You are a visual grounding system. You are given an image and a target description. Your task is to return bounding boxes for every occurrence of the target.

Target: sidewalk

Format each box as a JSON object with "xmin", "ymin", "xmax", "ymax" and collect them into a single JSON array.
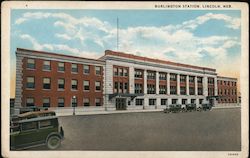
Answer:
[{"xmin": 56, "ymin": 105, "xmax": 241, "ymax": 117}]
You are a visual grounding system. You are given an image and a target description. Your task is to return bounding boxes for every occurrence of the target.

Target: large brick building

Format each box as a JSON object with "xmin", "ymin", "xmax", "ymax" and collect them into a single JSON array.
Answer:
[{"xmin": 15, "ymin": 48, "xmax": 238, "ymax": 112}]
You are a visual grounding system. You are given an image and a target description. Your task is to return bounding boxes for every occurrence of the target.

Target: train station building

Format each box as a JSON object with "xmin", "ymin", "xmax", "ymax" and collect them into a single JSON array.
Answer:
[{"xmin": 14, "ymin": 48, "xmax": 238, "ymax": 113}]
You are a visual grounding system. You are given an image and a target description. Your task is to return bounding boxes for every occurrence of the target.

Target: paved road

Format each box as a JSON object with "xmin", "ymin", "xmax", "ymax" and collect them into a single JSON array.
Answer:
[{"xmin": 32, "ymin": 108, "xmax": 241, "ymax": 151}]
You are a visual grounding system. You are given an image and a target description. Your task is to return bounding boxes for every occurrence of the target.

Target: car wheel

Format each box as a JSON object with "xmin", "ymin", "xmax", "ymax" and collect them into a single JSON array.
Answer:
[{"xmin": 47, "ymin": 135, "xmax": 61, "ymax": 150}]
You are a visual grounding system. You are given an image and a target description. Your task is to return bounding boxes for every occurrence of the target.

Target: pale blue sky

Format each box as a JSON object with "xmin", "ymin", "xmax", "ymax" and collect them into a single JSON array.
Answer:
[{"xmin": 10, "ymin": 9, "xmax": 241, "ymax": 96}]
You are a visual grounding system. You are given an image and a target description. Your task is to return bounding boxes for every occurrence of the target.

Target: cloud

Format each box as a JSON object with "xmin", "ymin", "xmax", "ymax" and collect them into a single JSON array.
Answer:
[
  {"xmin": 181, "ymin": 13, "xmax": 241, "ymax": 30},
  {"xmin": 55, "ymin": 33, "xmax": 72, "ymax": 40},
  {"xmin": 19, "ymin": 33, "xmax": 100, "ymax": 59},
  {"xmin": 16, "ymin": 11, "xmax": 240, "ymax": 68}
]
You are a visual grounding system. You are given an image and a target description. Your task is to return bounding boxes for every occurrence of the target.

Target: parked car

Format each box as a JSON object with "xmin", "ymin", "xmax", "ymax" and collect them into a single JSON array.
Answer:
[
  {"xmin": 201, "ymin": 103, "xmax": 213, "ymax": 111},
  {"xmin": 10, "ymin": 110, "xmax": 64, "ymax": 150},
  {"xmin": 184, "ymin": 103, "xmax": 197, "ymax": 112},
  {"xmin": 164, "ymin": 104, "xmax": 182, "ymax": 113}
]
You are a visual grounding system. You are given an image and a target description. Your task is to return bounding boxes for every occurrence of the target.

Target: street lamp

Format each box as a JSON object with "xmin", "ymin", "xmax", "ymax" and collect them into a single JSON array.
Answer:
[{"xmin": 72, "ymin": 96, "xmax": 76, "ymax": 115}]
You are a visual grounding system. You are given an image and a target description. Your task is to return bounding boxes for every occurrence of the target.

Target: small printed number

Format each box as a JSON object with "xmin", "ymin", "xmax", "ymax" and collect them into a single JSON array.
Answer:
[{"xmin": 228, "ymin": 153, "xmax": 238, "ymax": 156}]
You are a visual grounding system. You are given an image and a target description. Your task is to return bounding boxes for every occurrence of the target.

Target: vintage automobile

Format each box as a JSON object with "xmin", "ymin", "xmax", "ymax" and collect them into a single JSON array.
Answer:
[
  {"xmin": 10, "ymin": 110, "xmax": 64, "ymax": 150},
  {"xmin": 163, "ymin": 104, "xmax": 182, "ymax": 113},
  {"xmin": 184, "ymin": 103, "xmax": 197, "ymax": 112},
  {"xmin": 201, "ymin": 103, "xmax": 213, "ymax": 111}
]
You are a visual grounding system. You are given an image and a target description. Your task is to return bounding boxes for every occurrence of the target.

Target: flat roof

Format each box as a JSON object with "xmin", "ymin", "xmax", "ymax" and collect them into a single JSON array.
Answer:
[
  {"xmin": 16, "ymin": 48, "xmax": 105, "ymax": 63},
  {"xmin": 217, "ymin": 76, "xmax": 237, "ymax": 81},
  {"xmin": 105, "ymin": 50, "xmax": 216, "ymax": 72}
]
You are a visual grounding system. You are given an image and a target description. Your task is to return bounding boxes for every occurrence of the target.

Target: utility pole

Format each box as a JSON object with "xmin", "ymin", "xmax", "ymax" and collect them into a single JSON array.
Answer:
[{"xmin": 117, "ymin": 17, "xmax": 119, "ymax": 51}]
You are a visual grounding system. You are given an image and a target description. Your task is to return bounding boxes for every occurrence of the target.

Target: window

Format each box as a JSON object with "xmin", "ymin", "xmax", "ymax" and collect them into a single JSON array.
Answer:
[
  {"xmin": 119, "ymin": 82, "xmax": 123, "ymax": 93},
  {"xmin": 58, "ymin": 98, "xmax": 64, "ymax": 107},
  {"xmin": 95, "ymin": 98, "xmax": 101, "ymax": 106},
  {"xmin": 198, "ymin": 87, "xmax": 203, "ymax": 95},
  {"xmin": 161, "ymin": 99, "xmax": 168, "ymax": 105},
  {"xmin": 40, "ymin": 120, "xmax": 54, "ymax": 128},
  {"xmin": 43, "ymin": 78, "xmax": 51, "ymax": 89},
  {"xmin": 180, "ymin": 75, "xmax": 186, "ymax": 82},
  {"xmin": 191, "ymin": 99, "xmax": 196, "ymax": 104},
  {"xmin": 180, "ymin": 86, "xmax": 186, "ymax": 95},
  {"xmin": 95, "ymin": 66, "xmax": 101, "ymax": 75},
  {"xmin": 172, "ymin": 99, "xmax": 177, "ymax": 104},
  {"xmin": 84, "ymin": 80, "xmax": 90, "ymax": 91},
  {"xmin": 114, "ymin": 82, "xmax": 118, "ymax": 93},
  {"xmin": 135, "ymin": 70, "xmax": 143, "ymax": 78},
  {"xmin": 189, "ymin": 76, "xmax": 195, "ymax": 83},
  {"xmin": 58, "ymin": 79, "xmax": 65, "ymax": 90},
  {"xmin": 199, "ymin": 99, "xmax": 203, "ymax": 104},
  {"xmin": 159, "ymin": 73, "xmax": 167, "ymax": 80},
  {"xmin": 170, "ymin": 74, "xmax": 177, "ymax": 81},
  {"xmin": 182, "ymin": 99, "xmax": 187, "ymax": 105},
  {"xmin": 149, "ymin": 99, "xmax": 156, "ymax": 106},
  {"xmin": 135, "ymin": 84, "xmax": 143, "ymax": 94},
  {"xmin": 26, "ymin": 98, "xmax": 34, "ymax": 107},
  {"xmin": 124, "ymin": 82, "xmax": 128, "ymax": 93},
  {"xmin": 113, "ymin": 67, "xmax": 118, "ymax": 76},
  {"xmin": 58, "ymin": 62, "xmax": 65, "ymax": 72},
  {"xmin": 159, "ymin": 85, "xmax": 167, "ymax": 94},
  {"xmin": 147, "ymin": 84, "xmax": 156, "ymax": 94},
  {"xmin": 43, "ymin": 61, "xmax": 51, "ymax": 71},
  {"xmin": 147, "ymin": 71, "xmax": 156, "ymax": 80},
  {"xmin": 197, "ymin": 77, "xmax": 203, "ymax": 83},
  {"xmin": 136, "ymin": 99, "xmax": 144, "ymax": 106},
  {"xmin": 83, "ymin": 65, "xmax": 90, "ymax": 74},
  {"xmin": 189, "ymin": 87, "xmax": 195, "ymax": 95},
  {"xmin": 71, "ymin": 79, "xmax": 78, "ymax": 90},
  {"xmin": 26, "ymin": 77, "xmax": 35, "ymax": 89},
  {"xmin": 27, "ymin": 58, "xmax": 35, "ymax": 69},
  {"xmin": 124, "ymin": 69, "xmax": 128, "ymax": 76},
  {"xmin": 43, "ymin": 98, "xmax": 50, "ymax": 107},
  {"xmin": 71, "ymin": 63, "xmax": 78, "ymax": 73},
  {"xmin": 119, "ymin": 68, "xmax": 123, "ymax": 76},
  {"xmin": 95, "ymin": 81, "xmax": 101, "ymax": 91},
  {"xmin": 22, "ymin": 122, "xmax": 38, "ymax": 131},
  {"xmin": 170, "ymin": 86, "xmax": 177, "ymax": 95},
  {"xmin": 83, "ymin": 98, "xmax": 90, "ymax": 106},
  {"xmin": 208, "ymin": 78, "xmax": 214, "ymax": 84}
]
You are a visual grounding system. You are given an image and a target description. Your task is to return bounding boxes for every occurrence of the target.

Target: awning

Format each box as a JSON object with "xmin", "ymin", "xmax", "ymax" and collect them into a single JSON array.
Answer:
[{"xmin": 108, "ymin": 93, "xmax": 144, "ymax": 100}]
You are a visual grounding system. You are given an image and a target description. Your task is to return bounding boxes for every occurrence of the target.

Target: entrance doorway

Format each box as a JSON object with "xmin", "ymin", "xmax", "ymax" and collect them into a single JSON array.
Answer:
[{"xmin": 116, "ymin": 98, "xmax": 127, "ymax": 110}]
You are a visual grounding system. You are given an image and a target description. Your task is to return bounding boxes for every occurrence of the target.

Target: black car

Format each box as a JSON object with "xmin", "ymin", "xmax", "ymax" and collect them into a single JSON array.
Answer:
[{"xmin": 164, "ymin": 104, "xmax": 182, "ymax": 113}]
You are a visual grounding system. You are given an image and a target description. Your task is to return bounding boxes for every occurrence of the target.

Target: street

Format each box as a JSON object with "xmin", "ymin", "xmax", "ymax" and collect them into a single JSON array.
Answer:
[{"xmin": 32, "ymin": 108, "xmax": 241, "ymax": 151}]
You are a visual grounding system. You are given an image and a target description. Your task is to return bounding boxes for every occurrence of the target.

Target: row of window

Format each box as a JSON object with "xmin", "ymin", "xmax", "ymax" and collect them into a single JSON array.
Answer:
[
  {"xmin": 27, "ymin": 58, "xmax": 102, "ymax": 75},
  {"xmin": 26, "ymin": 97, "xmax": 102, "ymax": 107},
  {"xmin": 133, "ymin": 69, "xmax": 203, "ymax": 83},
  {"xmin": 114, "ymin": 82, "xmax": 128, "ymax": 93},
  {"xmin": 217, "ymin": 80, "xmax": 237, "ymax": 86},
  {"xmin": 218, "ymin": 98, "xmax": 237, "ymax": 103},
  {"xmin": 134, "ymin": 98, "xmax": 204, "ymax": 106},
  {"xmin": 26, "ymin": 77, "xmax": 101, "ymax": 91},
  {"xmin": 113, "ymin": 67, "xmax": 128, "ymax": 77},
  {"xmin": 218, "ymin": 89, "xmax": 237, "ymax": 95},
  {"xmin": 133, "ymin": 84, "xmax": 203, "ymax": 95}
]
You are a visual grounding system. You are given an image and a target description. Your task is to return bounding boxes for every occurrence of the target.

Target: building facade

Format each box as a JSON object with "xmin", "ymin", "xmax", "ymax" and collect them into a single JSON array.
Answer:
[
  {"xmin": 15, "ymin": 48, "xmax": 238, "ymax": 112},
  {"xmin": 15, "ymin": 48, "xmax": 105, "ymax": 111}
]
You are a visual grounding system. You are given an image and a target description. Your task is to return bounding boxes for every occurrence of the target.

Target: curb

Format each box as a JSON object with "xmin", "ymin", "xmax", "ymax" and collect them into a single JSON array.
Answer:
[{"xmin": 56, "ymin": 106, "xmax": 240, "ymax": 117}]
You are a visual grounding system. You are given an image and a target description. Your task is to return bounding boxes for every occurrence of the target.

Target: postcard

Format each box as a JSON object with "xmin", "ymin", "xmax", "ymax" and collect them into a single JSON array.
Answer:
[{"xmin": 1, "ymin": 1, "xmax": 249, "ymax": 158}]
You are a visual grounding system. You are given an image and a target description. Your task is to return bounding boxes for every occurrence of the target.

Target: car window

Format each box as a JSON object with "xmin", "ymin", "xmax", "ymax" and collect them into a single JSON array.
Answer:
[
  {"xmin": 40, "ymin": 119, "xmax": 58, "ymax": 128},
  {"xmin": 21, "ymin": 122, "xmax": 38, "ymax": 131},
  {"xmin": 40, "ymin": 120, "xmax": 52, "ymax": 128}
]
